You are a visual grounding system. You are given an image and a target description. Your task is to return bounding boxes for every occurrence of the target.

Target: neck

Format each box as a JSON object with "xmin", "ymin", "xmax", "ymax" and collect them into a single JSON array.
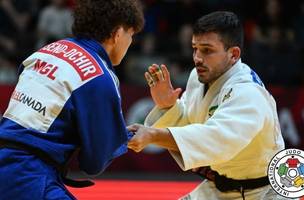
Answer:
[
  {"xmin": 102, "ymin": 41, "xmax": 112, "ymax": 57},
  {"xmin": 102, "ymin": 40, "xmax": 116, "ymax": 65}
]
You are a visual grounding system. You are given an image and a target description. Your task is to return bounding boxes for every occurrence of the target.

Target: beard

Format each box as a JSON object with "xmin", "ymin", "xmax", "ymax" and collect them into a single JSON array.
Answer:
[
  {"xmin": 195, "ymin": 64, "xmax": 212, "ymax": 84},
  {"xmin": 196, "ymin": 63, "xmax": 231, "ymax": 84},
  {"xmin": 198, "ymin": 76, "xmax": 208, "ymax": 84}
]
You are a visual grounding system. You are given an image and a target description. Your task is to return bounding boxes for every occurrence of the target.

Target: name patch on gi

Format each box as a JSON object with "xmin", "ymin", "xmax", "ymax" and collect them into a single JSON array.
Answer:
[
  {"xmin": 33, "ymin": 59, "xmax": 58, "ymax": 80},
  {"xmin": 38, "ymin": 40, "xmax": 103, "ymax": 81},
  {"xmin": 11, "ymin": 90, "xmax": 46, "ymax": 116}
]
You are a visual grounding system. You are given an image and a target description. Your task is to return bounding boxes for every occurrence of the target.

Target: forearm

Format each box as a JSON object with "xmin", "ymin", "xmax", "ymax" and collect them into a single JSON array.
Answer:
[
  {"xmin": 151, "ymin": 128, "xmax": 179, "ymax": 152},
  {"xmin": 145, "ymin": 100, "xmax": 189, "ymax": 129}
]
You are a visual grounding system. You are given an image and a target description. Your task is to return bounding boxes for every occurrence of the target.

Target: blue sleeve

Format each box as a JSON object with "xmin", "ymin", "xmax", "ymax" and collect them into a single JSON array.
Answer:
[{"xmin": 71, "ymin": 74, "xmax": 129, "ymax": 175}]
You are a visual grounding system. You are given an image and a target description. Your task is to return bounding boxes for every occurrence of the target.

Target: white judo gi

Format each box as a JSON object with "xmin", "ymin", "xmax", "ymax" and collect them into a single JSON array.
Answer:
[{"xmin": 145, "ymin": 60, "xmax": 286, "ymax": 200}]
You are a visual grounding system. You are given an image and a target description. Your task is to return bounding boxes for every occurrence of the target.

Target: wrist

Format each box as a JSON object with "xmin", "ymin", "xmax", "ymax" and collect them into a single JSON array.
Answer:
[
  {"xmin": 157, "ymin": 105, "xmax": 171, "ymax": 110},
  {"xmin": 150, "ymin": 128, "xmax": 169, "ymax": 144},
  {"xmin": 157, "ymin": 102, "xmax": 176, "ymax": 110},
  {"xmin": 149, "ymin": 128, "xmax": 159, "ymax": 144}
]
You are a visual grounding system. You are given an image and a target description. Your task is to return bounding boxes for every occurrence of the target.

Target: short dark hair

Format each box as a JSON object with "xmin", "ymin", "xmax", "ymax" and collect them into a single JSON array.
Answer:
[
  {"xmin": 193, "ymin": 11, "xmax": 243, "ymax": 51},
  {"xmin": 72, "ymin": 0, "xmax": 144, "ymax": 42}
]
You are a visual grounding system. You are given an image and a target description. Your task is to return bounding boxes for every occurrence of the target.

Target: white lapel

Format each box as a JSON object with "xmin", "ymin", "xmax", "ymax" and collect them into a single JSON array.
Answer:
[{"xmin": 198, "ymin": 60, "xmax": 243, "ymax": 122}]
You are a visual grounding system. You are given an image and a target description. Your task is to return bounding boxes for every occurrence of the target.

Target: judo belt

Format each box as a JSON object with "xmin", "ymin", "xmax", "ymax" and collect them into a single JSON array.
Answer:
[
  {"xmin": 0, "ymin": 139, "xmax": 94, "ymax": 188},
  {"xmin": 195, "ymin": 166, "xmax": 269, "ymax": 200}
]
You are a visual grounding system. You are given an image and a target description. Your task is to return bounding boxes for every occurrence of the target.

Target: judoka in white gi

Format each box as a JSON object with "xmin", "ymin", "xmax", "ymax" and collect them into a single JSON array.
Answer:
[{"xmin": 128, "ymin": 11, "xmax": 286, "ymax": 200}]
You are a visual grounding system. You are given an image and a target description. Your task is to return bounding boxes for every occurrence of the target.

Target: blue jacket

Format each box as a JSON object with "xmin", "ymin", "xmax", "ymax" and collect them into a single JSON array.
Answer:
[{"xmin": 0, "ymin": 37, "xmax": 130, "ymax": 175}]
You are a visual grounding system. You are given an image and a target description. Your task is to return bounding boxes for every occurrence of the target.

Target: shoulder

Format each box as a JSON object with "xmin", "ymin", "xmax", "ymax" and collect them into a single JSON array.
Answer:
[
  {"xmin": 221, "ymin": 62, "xmax": 270, "ymax": 101},
  {"xmin": 39, "ymin": 39, "xmax": 104, "ymax": 80},
  {"xmin": 219, "ymin": 81, "xmax": 273, "ymax": 116},
  {"xmin": 220, "ymin": 83, "xmax": 265, "ymax": 101},
  {"xmin": 22, "ymin": 39, "xmax": 110, "ymax": 93}
]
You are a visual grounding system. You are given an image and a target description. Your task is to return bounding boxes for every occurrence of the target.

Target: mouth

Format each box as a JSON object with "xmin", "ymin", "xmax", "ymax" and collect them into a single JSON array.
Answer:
[{"xmin": 196, "ymin": 67, "xmax": 208, "ymax": 75}]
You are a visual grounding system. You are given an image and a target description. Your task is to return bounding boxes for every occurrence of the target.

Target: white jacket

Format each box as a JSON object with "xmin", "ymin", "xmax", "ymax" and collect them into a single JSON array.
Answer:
[{"xmin": 145, "ymin": 60, "xmax": 285, "ymax": 199}]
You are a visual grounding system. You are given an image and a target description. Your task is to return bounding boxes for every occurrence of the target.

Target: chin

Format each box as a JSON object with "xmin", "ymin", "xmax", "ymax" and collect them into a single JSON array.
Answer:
[
  {"xmin": 198, "ymin": 77, "xmax": 207, "ymax": 84},
  {"xmin": 197, "ymin": 75, "xmax": 209, "ymax": 83},
  {"xmin": 112, "ymin": 60, "xmax": 121, "ymax": 66}
]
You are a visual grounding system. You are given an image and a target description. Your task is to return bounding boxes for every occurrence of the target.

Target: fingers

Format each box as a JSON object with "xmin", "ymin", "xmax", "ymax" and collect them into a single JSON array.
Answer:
[
  {"xmin": 155, "ymin": 65, "xmax": 164, "ymax": 81},
  {"xmin": 127, "ymin": 125, "xmax": 150, "ymax": 153},
  {"xmin": 145, "ymin": 64, "xmax": 165, "ymax": 87},
  {"xmin": 128, "ymin": 136, "xmax": 143, "ymax": 153},
  {"xmin": 127, "ymin": 123, "xmax": 142, "ymax": 132},
  {"xmin": 145, "ymin": 72, "xmax": 155, "ymax": 87},
  {"xmin": 173, "ymin": 88, "xmax": 182, "ymax": 98},
  {"xmin": 160, "ymin": 64, "xmax": 170, "ymax": 82},
  {"xmin": 128, "ymin": 145, "xmax": 142, "ymax": 153},
  {"xmin": 149, "ymin": 65, "xmax": 160, "ymax": 82}
]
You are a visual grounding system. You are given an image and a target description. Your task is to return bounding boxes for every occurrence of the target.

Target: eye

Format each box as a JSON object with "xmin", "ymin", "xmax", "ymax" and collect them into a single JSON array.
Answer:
[{"xmin": 202, "ymin": 48, "xmax": 211, "ymax": 54}]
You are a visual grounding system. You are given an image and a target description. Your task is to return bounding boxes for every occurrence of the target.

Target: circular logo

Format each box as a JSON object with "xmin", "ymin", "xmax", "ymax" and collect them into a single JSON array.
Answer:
[{"xmin": 268, "ymin": 148, "xmax": 304, "ymax": 198}]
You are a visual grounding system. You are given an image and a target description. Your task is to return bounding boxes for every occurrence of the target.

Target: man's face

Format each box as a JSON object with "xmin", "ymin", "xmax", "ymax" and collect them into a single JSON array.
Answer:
[
  {"xmin": 111, "ymin": 27, "xmax": 134, "ymax": 66},
  {"xmin": 192, "ymin": 32, "xmax": 233, "ymax": 84}
]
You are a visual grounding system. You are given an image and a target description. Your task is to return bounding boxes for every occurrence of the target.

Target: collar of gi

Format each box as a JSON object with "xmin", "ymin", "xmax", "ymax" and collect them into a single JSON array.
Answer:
[
  {"xmin": 73, "ymin": 37, "xmax": 114, "ymax": 72},
  {"xmin": 208, "ymin": 58, "xmax": 242, "ymax": 90}
]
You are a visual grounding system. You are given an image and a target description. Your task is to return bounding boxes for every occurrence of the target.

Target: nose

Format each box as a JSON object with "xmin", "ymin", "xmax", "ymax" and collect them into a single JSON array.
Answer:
[{"xmin": 193, "ymin": 51, "xmax": 203, "ymax": 64}]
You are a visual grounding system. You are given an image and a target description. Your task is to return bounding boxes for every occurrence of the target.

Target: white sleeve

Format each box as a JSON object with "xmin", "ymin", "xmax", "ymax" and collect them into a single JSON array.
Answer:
[
  {"xmin": 144, "ymin": 92, "xmax": 189, "ymax": 128},
  {"xmin": 168, "ymin": 84, "xmax": 271, "ymax": 171}
]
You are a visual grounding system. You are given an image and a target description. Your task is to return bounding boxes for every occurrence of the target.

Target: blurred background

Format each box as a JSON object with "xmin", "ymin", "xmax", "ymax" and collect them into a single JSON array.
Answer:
[{"xmin": 0, "ymin": 0, "xmax": 304, "ymax": 198}]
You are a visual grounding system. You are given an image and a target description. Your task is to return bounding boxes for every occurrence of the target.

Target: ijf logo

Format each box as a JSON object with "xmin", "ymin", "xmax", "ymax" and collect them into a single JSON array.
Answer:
[{"xmin": 268, "ymin": 148, "xmax": 304, "ymax": 198}]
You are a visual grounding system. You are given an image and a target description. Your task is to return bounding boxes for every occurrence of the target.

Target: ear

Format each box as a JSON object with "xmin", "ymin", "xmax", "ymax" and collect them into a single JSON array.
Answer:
[
  {"xmin": 228, "ymin": 47, "xmax": 241, "ymax": 63},
  {"xmin": 112, "ymin": 26, "xmax": 124, "ymax": 45}
]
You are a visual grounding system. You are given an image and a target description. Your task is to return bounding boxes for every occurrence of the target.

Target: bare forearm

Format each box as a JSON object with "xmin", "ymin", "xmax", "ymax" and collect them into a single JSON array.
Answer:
[
  {"xmin": 151, "ymin": 128, "xmax": 179, "ymax": 152},
  {"xmin": 127, "ymin": 124, "xmax": 179, "ymax": 153}
]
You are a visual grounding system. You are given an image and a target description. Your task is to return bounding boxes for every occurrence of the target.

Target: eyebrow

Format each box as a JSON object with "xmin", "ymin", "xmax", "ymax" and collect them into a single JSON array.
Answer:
[{"xmin": 192, "ymin": 43, "xmax": 213, "ymax": 47}]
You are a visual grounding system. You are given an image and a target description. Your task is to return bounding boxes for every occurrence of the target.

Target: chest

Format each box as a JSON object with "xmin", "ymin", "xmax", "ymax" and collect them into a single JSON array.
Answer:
[{"xmin": 186, "ymin": 86, "xmax": 220, "ymax": 123}]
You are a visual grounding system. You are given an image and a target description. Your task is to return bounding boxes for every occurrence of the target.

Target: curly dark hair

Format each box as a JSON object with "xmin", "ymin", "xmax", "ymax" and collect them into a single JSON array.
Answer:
[
  {"xmin": 193, "ymin": 11, "xmax": 244, "ymax": 51},
  {"xmin": 72, "ymin": 0, "xmax": 144, "ymax": 42}
]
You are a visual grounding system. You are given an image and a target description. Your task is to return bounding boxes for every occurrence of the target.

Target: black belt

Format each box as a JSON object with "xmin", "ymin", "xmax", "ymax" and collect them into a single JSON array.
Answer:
[
  {"xmin": 0, "ymin": 139, "xmax": 94, "ymax": 188},
  {"xmin": 195, "ymin": 166, "xmax": 269, "ymax": 200}
]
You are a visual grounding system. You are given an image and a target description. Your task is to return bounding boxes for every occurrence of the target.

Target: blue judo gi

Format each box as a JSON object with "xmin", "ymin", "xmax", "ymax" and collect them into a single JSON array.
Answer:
[{"xmin": 0, "ymin": 38, "xmax": 130, "ymax": 199}]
